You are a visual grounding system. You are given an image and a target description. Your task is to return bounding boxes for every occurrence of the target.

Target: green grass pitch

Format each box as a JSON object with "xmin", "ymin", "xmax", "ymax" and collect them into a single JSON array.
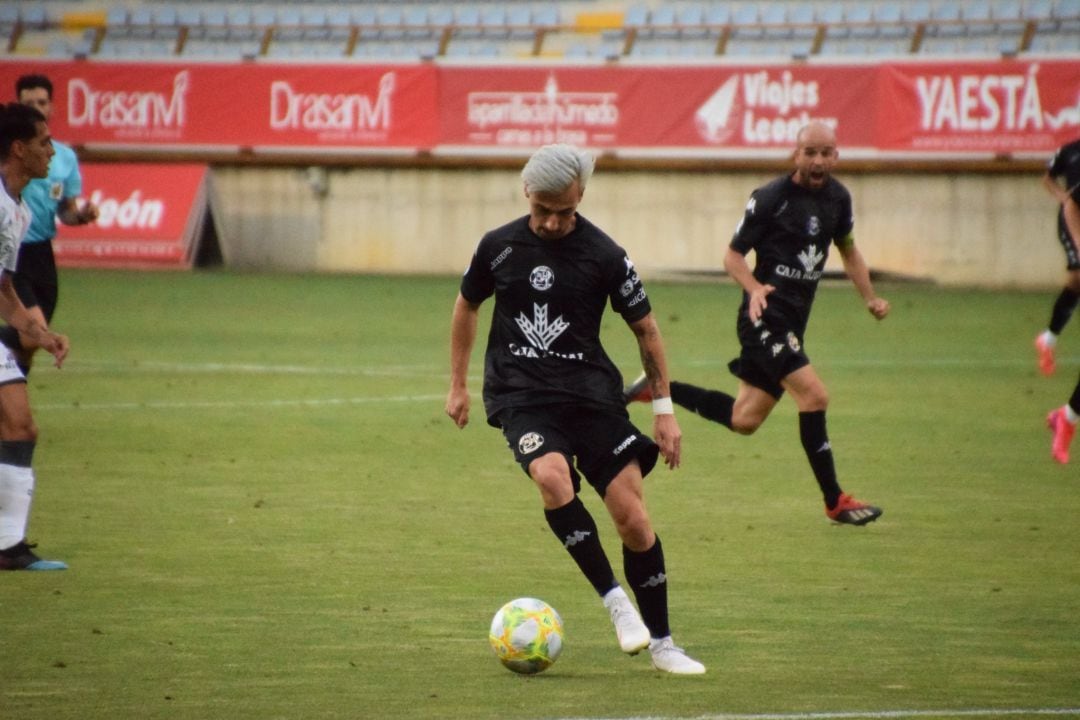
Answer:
[{"xmin": 1, "ymin": 269, "xmax": 1077, "ymax": 720}]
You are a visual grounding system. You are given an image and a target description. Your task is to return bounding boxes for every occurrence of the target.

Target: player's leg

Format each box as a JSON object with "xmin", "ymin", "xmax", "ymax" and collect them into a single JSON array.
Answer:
[
  {"xmin": 15, "ymin": 242, "xmax": 58, "ymax": 374},
  {"xmin": 729, "ymin": 380, "xmax": 779, "ymax": 434},
  {"xmin": 604, "ymin": 462, "xmax": 704, "ymax": 674},
  {"xmin": 1036, "ymin": 207, "xmax": 1080, "ymax": 375},
  {"xmin": 1047, "ymin": 372, "xmax": 1080, "ymax": 464},
  {"xmin": 623, "ymin": 373, "xmax": 740, "ymax": 429},
  {"xmin": 0, "ymin": 378, "xmax": 64, "ymax": 570},
  {"xmin": 783, "ymin": 364, "xmax": 881, "ymax": 525}
]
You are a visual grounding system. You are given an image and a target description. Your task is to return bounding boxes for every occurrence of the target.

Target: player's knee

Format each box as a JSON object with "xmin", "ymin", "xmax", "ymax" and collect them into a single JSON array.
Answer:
[
  {"xmin": 612, "ymin": 509, "xmax": 653, "ymax": 551},
  {"xmin": 0, "ymin": 418, "xmax": 38, "ymax": 443},
  {"xmin": 730, "ymin": 414, "xmax": 763, "ymax": 435},
  {"xmin": 804, "ymin": 389, "xmax": 829, "ymax": 412},
  {"xmin": 529, "ymin": 455, "xmax": 574, "ymax": 507}
]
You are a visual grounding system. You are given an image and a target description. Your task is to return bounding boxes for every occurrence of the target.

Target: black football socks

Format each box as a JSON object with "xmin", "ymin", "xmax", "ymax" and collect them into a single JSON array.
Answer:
[
  {"xmin": 799, "ymin": 410, "xmax": 843, "ymax": 510},
  {"xmin": 545, "ymin": 496, "xmax": 618, "ymax": 597},
  {"xmin": 623, "ymin": 537, "xmax": 669, "ymax": 639},
  {"xmin": 1049, "ymin": 287, "xmax": 1080, "ymax": 335},
  {"xmin": 670, "ymin": 381, "xmax": 734, "ymax": 429}
]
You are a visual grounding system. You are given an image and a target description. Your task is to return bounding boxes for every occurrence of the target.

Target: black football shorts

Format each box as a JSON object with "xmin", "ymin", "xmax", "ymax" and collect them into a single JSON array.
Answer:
[{"xmin": 496, "ymin": 404, "xmax": 659, "ymax": 498}]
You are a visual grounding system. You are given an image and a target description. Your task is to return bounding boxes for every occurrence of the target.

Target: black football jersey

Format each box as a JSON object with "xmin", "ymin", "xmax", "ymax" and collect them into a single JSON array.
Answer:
[
  {"xmin": 460, "ymin": 214, "xmax": 651, "ymax": 424},
  {"xmin": 730, "ymin": 174, "xmax": 854, "ymax": 335},
  {"xmin": 1048, "ymin": 137, "xmax": 1080, "ymax": 199}
]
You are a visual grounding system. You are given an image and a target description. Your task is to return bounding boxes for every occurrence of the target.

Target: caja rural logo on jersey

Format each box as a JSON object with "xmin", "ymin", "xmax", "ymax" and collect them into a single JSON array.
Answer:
[
  {"xmin": 510, "ymin": 266, "xmax": 581, "ymax": 360},
  {"xmin": 775, "ymin": 244, "xmax": 825, "ymax": 282}
]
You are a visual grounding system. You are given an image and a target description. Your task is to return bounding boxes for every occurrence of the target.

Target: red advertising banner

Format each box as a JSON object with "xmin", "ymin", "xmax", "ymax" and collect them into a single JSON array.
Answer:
[
  {"xmin": 877, "ymin": 60, "xmax": 1080, "ymax": 153},
  {"xmin": 0, "ymin": 60, "xmax": 439, "ymax": 150},
  {"xmin": 0, "ymin": 59, "xmax": 1076, "ymax": 157},
  {"xmin": 54, "ymin": 163, "xmax": 212, "ymax": 269},
  {"xmin": 437, "ymin": 64, "xmax": 879, "ymax": 154}
]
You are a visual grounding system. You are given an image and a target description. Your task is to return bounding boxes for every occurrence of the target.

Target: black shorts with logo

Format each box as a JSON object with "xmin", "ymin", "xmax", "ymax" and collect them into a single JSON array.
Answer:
[
  {"xmin": 728, "ymin": 316, "xmax": 811, "ymax": 400},
  {"xmin": 495, "ymin": 404, "xmax": 659, "ymax": 498},
  {"xmin": 12, "ymin": 241, "xmax": 59, "ymax": 321}
]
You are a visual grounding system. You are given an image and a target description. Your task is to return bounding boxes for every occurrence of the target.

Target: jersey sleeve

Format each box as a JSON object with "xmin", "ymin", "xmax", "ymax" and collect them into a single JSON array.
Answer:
[
  {"xmin": 833, "ymin": 186, "xmax": 855, "ymax": 246},
  {"xmin": 1047, "ymin": 148, "xmax": 1063, "ymax": 177},
  {"xmin": 63, "ymin": 151, "xmax": 83, "ymax": 199},
  {"xmin": 0, "ymin": 209, "xmax": 22, "ymax": 273},
  {"xmin": 730, "ymin": 188, "xmax": 770, "ymax": 255},
  {"xmin": 607, "ymin": 249, "xmax": 651, "ymax": 323},
  {"xmin": 459, "ymin": 234, "xmax": 497, "ymax": 304}
]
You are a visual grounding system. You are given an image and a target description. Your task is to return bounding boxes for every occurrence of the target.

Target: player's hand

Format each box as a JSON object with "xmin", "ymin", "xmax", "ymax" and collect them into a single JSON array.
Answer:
[
  {"xmin": 747, "ymin": 284, "xmax": 775, "ymax": 323},
  {"xmin": 867, "ymin": 297, "xmax": 890, "ymax": 320},
  {"xmin": 76, "ymin": 200, "xmax": 99, "ymax": 225},
  {"xmin": 40, "ymin": 331, "xmax": 69, "ymax": 368},
  {"xmin": 652, "ymin": 413, "xmax": 681, "ymax": 470},
  {"xmin": 445, "ymin": 387, "xmax": 470, "ymax": 428}
]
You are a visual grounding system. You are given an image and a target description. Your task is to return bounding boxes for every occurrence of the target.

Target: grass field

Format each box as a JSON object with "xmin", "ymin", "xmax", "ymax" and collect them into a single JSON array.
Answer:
[{"xmin": 1, "ymin": 269, "xmax": 1078, "ymax": 720}]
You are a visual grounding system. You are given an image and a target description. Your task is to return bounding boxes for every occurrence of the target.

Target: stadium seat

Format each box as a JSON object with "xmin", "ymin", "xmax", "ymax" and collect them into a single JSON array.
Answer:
[
  {"xmin": 818, "ymin": 3, "xmax": 847, "ymax": 38},
  {"xmin": 930, "ymin": 0, "xmax": 964, "ymax": 36},
  {"xmin": 993, "ymin": 0, "xmax": 1025, "ymax": 34},
  {"xmin": 624, "ymin": 4, "xmax": 649, "ymax": 28},
  {"xmin": 647, "ymin": 4, "xmax": 678, "ymax": 40},
  {"xmin": 761, "ymin": 4, "xmax": 791, "ymax": 40},
  {"xmin": 506, "ymin": 6, "xmax": 533, "ymax": 40},
  {"xmin": 1056, "ymin": 0, "xmax": 1080, "ymax": 31},
  {"xmin": 731, "ymin": 4, "xmax": 762, "ymax": 39},
  {"xmin": 676, "ymin": 4, "xmax": 708, "ymax": 39},
  {"xmin": 903, "ymin": 1, "xmax": 934, "ymax": 24},
  {"xmin": 847, "ymin": 2, "xmax": 876, "ymax": 39},
  {"xmin": 533, "ymin": 4, "xmax": 560, "ymax": 28},
  {"xmin": 378, "ymin": 6, "xmax": 405, "ymax": 41},
  {"xmin": 875, "ymin": 2, "xmax": 909, "ymax": 38},
  {"xmin": 964, "ymin": 0, "xmax": 995, "ymax": 35},
  {"xmin": 703, "ymin": 4, "xmax": 730, "ymax": 26},
  {"xmin": 787, "ymin": 4, "xmax": 816, "ymax": 39}
]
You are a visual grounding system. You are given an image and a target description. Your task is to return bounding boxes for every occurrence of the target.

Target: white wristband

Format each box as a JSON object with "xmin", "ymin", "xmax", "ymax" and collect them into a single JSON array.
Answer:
[{"xmin": 652, "ymin": 397, "xmax": 674, "ymax": 415}]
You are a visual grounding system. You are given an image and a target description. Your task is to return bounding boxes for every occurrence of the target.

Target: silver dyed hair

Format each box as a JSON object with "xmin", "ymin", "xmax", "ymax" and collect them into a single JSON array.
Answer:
[{"xmin": 521, "ymin": 144, "xmax": 595, "ymax": 194}]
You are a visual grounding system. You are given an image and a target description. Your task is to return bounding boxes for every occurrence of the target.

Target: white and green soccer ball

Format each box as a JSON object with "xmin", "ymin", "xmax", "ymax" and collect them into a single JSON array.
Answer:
[{"xmin": 488, "ymin": 597, "xmax": 564, "ymax": 674}]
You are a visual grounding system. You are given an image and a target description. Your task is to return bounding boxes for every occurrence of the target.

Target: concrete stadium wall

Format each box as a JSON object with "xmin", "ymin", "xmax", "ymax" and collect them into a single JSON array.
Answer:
[{"xmin": 211, "ymin": 166, "xmax": 1060, "ymax": 289}]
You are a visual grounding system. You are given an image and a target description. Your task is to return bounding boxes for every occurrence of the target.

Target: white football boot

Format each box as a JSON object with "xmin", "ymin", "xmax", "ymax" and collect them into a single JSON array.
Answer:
[
  {"xmin": 602, "ymin": 586, "xmax": 650, "ymax": 655},
  {"xmin": 649, "ymin": 636, "xmax": 706, "ymax": 675}
]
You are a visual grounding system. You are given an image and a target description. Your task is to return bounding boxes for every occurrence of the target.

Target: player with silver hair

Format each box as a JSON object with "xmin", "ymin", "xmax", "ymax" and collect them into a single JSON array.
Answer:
[
  {"xmin": 520, "ymin": 143, "xmax": 595, "ymax": 195},
  {"xmin": 447, "ymin": 144, "xmax": 705, "ymax": 674}
]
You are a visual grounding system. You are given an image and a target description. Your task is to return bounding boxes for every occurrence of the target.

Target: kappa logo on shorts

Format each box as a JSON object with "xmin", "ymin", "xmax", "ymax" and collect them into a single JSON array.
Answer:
[
  {"xmin": 787, "ymin": 332, "xmax": 801, "ymax": 353},
  {"xmin": 772, "ymin": 343, "xmax": 784, "ymax": 357},
  {"xmin": 612, "ymin": 434, "xmax": 637, "ymax": 456},
  {"xmin": 518, "ymin": 432, "xmax": 544, "ymax": 454}
]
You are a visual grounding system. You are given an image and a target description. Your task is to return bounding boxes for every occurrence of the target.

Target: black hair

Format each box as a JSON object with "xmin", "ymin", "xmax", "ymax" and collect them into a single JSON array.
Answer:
[
  {"xmin": 0, "ymin": 102, "xmax": 46, "ymax": 161},
  {"xmin": 16, "ymin": 74, "xmax": 53, "ymax": 100}
]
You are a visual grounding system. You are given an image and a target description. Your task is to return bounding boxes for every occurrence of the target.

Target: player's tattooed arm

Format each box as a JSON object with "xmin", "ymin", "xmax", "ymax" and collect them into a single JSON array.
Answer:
[{"xmin": 628, "ymin": 313, "xmax": 672, "ymax": 399}]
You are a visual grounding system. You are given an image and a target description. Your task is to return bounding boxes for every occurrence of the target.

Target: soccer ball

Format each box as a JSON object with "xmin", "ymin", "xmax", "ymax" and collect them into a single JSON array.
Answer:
[{"xmin": 488, "ymin": 597, "xmax": 564, "ymax": 674}]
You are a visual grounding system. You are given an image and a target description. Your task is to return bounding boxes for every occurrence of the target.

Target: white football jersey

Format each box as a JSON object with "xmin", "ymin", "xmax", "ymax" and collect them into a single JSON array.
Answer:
[{"xmin": 0, "ymin": 181, "xmax": 32, "ymax": 273}]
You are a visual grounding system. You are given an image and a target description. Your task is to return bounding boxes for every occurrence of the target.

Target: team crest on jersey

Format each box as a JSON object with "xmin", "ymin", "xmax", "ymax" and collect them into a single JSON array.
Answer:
[
  {"xmin": 530, "ymin": 266, "xmax": 554, "ymax": 291},
  {"xmin": 797, "ymin": 244, "xmax": 824, "ymax": 273},
  {"xmin": 518, "ymin": 432, "xmax": 544, "ymax": 454},
  {"xmin": 620, "ymin": 279, "xmax": 635, "ymax": 297},
  {"xmin": 787, "ymin": 332, "xmax": 801, "ymax": 353},
  {"xmin": 807, "ymin": 216, "xmax": 821, "ymax": 236}
]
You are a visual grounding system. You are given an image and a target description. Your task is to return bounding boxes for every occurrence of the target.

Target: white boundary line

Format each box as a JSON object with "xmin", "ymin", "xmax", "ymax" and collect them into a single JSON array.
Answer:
[
  {"xmin": 36, "ymin": 394, "xmax": 446, "ymax": 412},
  {"xmin": 556, "ymin": 709, "xmax": 1080, "ymax": 720}
]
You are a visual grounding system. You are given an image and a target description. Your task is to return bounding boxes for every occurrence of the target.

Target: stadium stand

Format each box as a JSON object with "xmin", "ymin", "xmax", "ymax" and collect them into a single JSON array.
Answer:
[{"xmin": 1, "ymin": 0, "xmax": 1078, "ymax": 60}]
